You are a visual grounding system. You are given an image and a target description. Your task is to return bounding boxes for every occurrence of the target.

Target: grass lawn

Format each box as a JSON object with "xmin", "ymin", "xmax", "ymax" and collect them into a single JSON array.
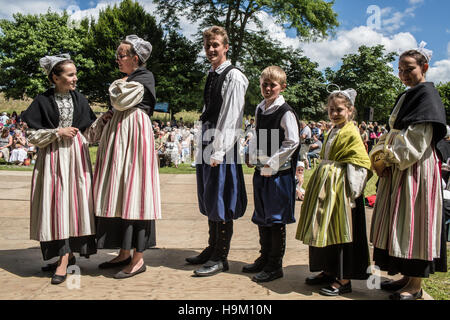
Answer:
[{"xmin": 422, "ymin": 249, "xmax": 450, "ymax": 300}]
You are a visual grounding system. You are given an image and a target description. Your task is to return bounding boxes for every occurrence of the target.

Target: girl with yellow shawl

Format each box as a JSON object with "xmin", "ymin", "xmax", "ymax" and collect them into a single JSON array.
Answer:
[{"xmin": 296, "ymin": 87, "xmax": 372, "ymax": 296}]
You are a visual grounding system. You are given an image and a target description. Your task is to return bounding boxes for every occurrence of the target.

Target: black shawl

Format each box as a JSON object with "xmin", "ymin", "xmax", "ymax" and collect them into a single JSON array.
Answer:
[
  {"xmin": 393, "ymin": 82, "xmax": 447, "ymax": 142},
  {"xmin": 22, "ymin": 88, "xmax": 97, "ymax": 132},
  {"xmin": 126, "ymin": 67, "xmax": 156, "ymax": 116}
]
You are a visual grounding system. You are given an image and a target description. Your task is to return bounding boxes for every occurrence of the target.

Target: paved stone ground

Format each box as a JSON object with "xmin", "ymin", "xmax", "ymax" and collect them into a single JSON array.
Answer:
[{"xmin": 0, "ymin": 170, "xmax": 432, "ymax": 300}]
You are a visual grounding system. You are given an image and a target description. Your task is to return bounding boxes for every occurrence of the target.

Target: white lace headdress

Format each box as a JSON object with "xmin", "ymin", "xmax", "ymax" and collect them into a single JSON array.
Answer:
[
  {"xmin": 39, "ymin": 54, "xmax": 71, "ymax": 75},
  {"xmin": 125, "ymin": 35, "xmax": 152, "ymax": 63},
  {"xmin": 327, "ymin": 84, "xmax": 357, "ymax": 106}
]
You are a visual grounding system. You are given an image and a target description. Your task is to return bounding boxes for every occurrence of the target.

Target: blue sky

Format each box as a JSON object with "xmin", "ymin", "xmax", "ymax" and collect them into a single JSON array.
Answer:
[
  {"xmin": 332, "ymin": 0, "xmax": 449, "ymax": 62},
  {"xmin": 1, "ymin": 0, "xmax": 449, "ymax": 83}
]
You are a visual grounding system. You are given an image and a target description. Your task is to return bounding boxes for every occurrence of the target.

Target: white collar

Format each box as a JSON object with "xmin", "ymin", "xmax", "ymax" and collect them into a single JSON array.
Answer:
[
  {"xmin": 257, "ymin": 95, "xmax": 286, "ymax": 113},
  {"xmin": 210, "ymin": 60, "xmax": 231, "ymax": 74}
]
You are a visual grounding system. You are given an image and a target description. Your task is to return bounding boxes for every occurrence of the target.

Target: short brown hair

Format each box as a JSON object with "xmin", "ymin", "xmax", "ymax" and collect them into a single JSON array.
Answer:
[
  {"xmin": 260, "ymin": 66, "xmax": 287, "ymax": 86},
  {"xmin": 203, "ymin": 26, "xmax": 229, "ymax": 46}
]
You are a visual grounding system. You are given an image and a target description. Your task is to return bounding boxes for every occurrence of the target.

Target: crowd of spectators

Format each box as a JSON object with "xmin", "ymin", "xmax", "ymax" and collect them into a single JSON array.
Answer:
[
  {"xmin": 0, "ymin": 111, "xmax": 37, "ymax": 166},
  {"xmin": 153, "ymin": 119, "xmax": 197, "ymax": 168},
  {"xmin": 0, "ymin": 111, "xmax": 389, "ymax": 171}
]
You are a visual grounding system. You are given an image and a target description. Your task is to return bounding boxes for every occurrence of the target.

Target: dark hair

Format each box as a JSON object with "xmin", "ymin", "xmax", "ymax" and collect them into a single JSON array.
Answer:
[
  {"xmin": 48, "ymin": 59, "xmax": 75, "ymax": 84},
  {"xmin": 400, "ymin": 50, "xmax": 428, "ymax": 67},
  {"xmin": 120, "ymin": 40, "xmax": 145, "ymax": 67}
]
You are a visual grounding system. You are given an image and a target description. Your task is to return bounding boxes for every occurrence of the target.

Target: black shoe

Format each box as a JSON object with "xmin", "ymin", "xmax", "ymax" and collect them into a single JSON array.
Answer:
[
  {"xmin": 114, "ymin": 264, "xmax": 147, "ymax": 279},
  {"xmin": 380, "ymin": 279, "xmax": 408, "ymax": 291},
  {"xmin": 389, "ymin": 289, "xmax": 423, "ymax": 300},
  {"xmin": 193, "ymin": 260, "xmax": 229, "ymax": 277},
  {"xmin": 242, "ymin": 257, "xmax": 267, "ymax": 273},
  {"xmin": 185, "ymin": 247, "xmax": 213, "ymax": 265},
  {"xmin": 42, "ymin": 256, "xmax": 76, "ymax": 272},
  {"xmin": 51, "ymin": 273, "xmax": 67, "ymax": 285},
  {"xmin": 252, "ymin": 268, "xmax": 283, "ymax": 283},
  {"xmin": 98, "ymin": 256, "xmax": 132, "ymax": 269},
  {"xmin": 305, "ymin": 272, "xmax": 336, "ymax": 285},
  {"xmin": 319, "ymin": 280, "xmax": 352, "ymax": 296}
]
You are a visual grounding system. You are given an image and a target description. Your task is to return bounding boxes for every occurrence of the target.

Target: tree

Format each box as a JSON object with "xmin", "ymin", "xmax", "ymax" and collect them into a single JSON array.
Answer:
[
  {"xmin": 80, "ymin": 0, "xmax": 165, "ymax": 103},
  {"xmin": 154, "ymin": 0, "xmax": 338, "ymax": 65},
  {"xmin": 0, "ymin": 11, "xmax": 91, "ymax": 100},
  {"xmin": 80, "ymin": 0, "xmax": 206, "ymax": 111},
  {"xmin": 437, "ymin": 82, "xmax": 450, "ymax": 124},
  {"xmin": 239, "ymin": 31, "xmax": 327, "ymax": 119},
  {"xmin": 325, "ymin": 45, "xmax": 404, "ymax": 123},
  {"xmin": 156, "ymin": 30, "xmax": 206, "ymax": 113}
]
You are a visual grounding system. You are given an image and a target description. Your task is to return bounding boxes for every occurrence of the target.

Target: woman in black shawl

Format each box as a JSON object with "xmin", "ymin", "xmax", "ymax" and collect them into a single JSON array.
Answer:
[
  {"xmin": 22, "ymin": 55, "xmax": 98, "ymax": 285},
  {"xmin": 370, "ymin": 43, "xmax": 447, "ymax": 300},
  {"xmin": 89, "ymin": 35, "xmax": 161, "ymax": 279}
]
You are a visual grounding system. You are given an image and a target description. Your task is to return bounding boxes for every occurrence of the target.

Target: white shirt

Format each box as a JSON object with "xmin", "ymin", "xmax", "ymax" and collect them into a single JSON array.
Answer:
[
  {"xmin": 0, "ymin": 115, "xmax": 9, "ymax": 125},
  {"xmin": 197, "ymin": 60, "xmax": 249, "ymax": 163},
  {"xmin": 300, "ymin": 125, "xmax": 311, "ymax": 142},
  {"xmin": 248, "ymin": 95, "xmax": 300, "ymax": 174}
]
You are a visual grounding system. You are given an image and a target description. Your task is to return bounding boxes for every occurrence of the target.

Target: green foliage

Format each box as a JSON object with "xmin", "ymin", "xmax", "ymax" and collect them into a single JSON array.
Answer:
[
  {"xmin": 155, "ymin": 31, "xmax": 205, "ymax": 113},
  {"xmin": 325, "ymin": 45, "xmax": 405, "ymax": 123},
  {"xmin": 154, "ymin": 0, "xmax": 338, "ymax": 65},
  {"xmin": 240, "ymin": 32, "xmax": 327, "ymax": 119},
  {"xmin": 436, "ymin": 82, "xmax": 450, "ymax": 123},
  {"xmin": 173, "ymin": 110, "xmax": 202, "ymax": 126},
  {"xmin": 0, "ymin": 10, "xmax": 91, "ymax": 99},
  {"xmin": 80, "ymin": 0, "xmax": 165, "ymax": 103}
]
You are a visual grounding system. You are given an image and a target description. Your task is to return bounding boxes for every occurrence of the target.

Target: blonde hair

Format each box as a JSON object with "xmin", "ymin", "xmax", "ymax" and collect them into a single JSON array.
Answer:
[
  {"xmin": 203, "ymin": 26, "xmax": 229, "ymax": 46},
  {"xmin": 260, "ymin": 66, "xmax": 287, "ymax": 86}
]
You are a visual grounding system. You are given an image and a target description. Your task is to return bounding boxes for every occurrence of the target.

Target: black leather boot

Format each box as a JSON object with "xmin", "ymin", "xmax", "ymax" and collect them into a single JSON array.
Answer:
[
  {"xmin": 194, "ymin": 220, "xmax": 233, "ymax": 277},
  {"xmin": 252, "ymin": 224, "xmax": 285, "ymax": 283},
  {"xmin": 186, "ymin": 220, "xmax": 217, "ymax": 265},
  {"xmin": 242, "ymin": 226, "xmax": 271, "ymax": 273}
]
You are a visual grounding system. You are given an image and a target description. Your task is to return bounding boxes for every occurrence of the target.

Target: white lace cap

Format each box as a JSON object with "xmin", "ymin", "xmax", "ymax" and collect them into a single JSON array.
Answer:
[
  {"xmin": 415, "ymin": 41, "xmax": 433, "ymax": 63},
  {"xmin": 125, "ymin": 35, "xmax": 152, "ymax": 63},
  {"xmin": 39, "ymin": 54, "xmax": 71, "ymax": 75},
  {"xmin": 327, "ymin": 84, "xmax": 357, "ymax": 106},
  {"xmin": 402, "ymin": 41, "xmax": 433, "ymax": 63}
]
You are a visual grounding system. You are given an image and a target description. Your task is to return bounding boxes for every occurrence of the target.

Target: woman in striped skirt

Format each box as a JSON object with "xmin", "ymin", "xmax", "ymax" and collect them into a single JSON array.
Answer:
[
  {"xmin": 22, "ymin": 55, "xmax": 98, "ymax": 285},
  {"xmin": 296, "ymin": 88, "xmax": 372, "ymax": 296},
  {"xmin": 370, "ymin": 43, "xmax": 447, "ymax": 300},
  {"xmin": 88, "ymin": 35, "xmax": 161, "ymax": 279}
]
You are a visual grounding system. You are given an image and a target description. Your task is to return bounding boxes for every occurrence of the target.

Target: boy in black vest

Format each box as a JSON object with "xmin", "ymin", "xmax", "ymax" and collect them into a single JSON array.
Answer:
[
  {"xmin": 244, "ymin": 66, "xmax": 300, "ymax": 282},
  {"xmin": 186, "ymin": 26, "xmax": 248, "ymax": 277}
]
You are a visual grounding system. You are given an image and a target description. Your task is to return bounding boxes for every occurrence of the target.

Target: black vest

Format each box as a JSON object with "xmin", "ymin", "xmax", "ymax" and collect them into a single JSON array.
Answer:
[
  {"xmin": 256, "ymin": 103, "xmax": 300, "ymax": 172},
  {"xmin": 200, "ymin": 65, "xmax": 236, "ymax": 125}
]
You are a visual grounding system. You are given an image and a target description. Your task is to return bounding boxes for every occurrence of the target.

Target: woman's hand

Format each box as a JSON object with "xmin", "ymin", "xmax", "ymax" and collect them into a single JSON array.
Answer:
[
  {"xmin": 373, "ymin": 159, "xmax": 388, "ymax": 177},
  {"xmin": 101, "ymin": 110, "xmax": 114, "ymax": 124},
  {"xmin": 58, "ymin": 127, "xmax": 79, "ymax": 139}
]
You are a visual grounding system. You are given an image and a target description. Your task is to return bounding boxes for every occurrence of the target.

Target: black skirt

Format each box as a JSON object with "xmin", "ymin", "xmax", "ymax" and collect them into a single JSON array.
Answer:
[
  {"xmin": 40, "ymin": 235, "xmax": 97, "ymax": 261},
  {"xmin": 373, "ymin": 206, "xmax": 448, "ymax": 278},
  {"xmin": 308, "ymin": 196, "xmax": 371, "ymax": 280},
  {"xmin": 96, "ymin": 217, "xmax": 156, "ymax": 253}
]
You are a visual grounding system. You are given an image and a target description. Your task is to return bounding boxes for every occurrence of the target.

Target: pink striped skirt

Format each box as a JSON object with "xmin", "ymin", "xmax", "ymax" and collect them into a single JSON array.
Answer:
[
  {"xmin": 93, "ymin": 108, "xmax": 161, "ymax": 221},
  {"xmin": 30, "ymin": 132, "xmax": 96, "ymax": 242}
]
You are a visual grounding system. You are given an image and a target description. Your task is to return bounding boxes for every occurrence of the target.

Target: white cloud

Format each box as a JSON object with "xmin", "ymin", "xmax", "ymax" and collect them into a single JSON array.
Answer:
[
  {"xmin": 68, "ymin": 1, "xmax": 119, "ymax": 22},
  {"xmin": 428, "ymin": 42, "xmax": 450, "ymax": 84},
  {"xmin": 428, "ymin": 59, "xmax": 450, "ymax": 84},
  {"xmin": 409, "ymin": 0, "xmax": 424, "ymax": 5},
  {"xmin": 0, "ymin": 0, "xmax": 70, "ymax": 19}
]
